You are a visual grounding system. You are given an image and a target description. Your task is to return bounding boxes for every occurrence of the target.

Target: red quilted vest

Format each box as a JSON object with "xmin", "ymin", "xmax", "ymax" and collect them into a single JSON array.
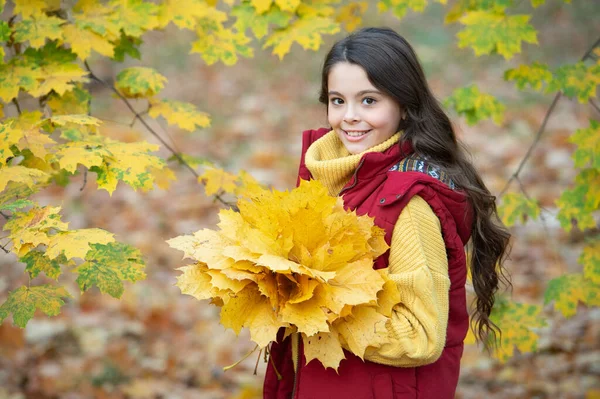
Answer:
[{"xmin": 263, "ymin": 128, "xmax": 474, "ymax": 399}]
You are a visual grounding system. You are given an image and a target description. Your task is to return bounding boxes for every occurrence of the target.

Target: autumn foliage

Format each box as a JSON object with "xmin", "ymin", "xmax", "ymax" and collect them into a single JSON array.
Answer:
[{"xmin": 0, "ymin": 0, "xmax": 598, "ymax": 373}]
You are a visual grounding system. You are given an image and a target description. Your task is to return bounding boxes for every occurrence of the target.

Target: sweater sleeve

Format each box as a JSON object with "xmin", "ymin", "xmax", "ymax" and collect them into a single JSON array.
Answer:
[{"xmin": 364, "ymin": 195, "xmax": 450, "ymax": 367}]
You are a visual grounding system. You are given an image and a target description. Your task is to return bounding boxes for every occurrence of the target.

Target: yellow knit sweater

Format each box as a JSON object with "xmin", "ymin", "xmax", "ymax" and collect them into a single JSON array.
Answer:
[{"xmin": 305, "ymin": 131, "xmax": 450, "ymax": 367}]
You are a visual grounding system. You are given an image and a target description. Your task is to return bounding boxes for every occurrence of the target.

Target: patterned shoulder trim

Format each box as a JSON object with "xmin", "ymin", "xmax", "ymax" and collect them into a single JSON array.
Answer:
[{"xmin": 389, "ymin": 155, "xmax": 457, "ymax": 190}]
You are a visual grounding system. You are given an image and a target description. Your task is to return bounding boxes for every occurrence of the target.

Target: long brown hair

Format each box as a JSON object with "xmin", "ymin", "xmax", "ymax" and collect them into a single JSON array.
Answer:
[{"xmin": 319, "ymin": 27, "xmax": 512, "ymax": 351}]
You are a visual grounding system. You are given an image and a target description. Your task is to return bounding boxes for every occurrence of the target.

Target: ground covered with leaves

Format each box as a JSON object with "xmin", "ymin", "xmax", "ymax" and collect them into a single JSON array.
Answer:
[{"xmin": 1, "ymin": 2, "xmax": 599, "ymax": 398}]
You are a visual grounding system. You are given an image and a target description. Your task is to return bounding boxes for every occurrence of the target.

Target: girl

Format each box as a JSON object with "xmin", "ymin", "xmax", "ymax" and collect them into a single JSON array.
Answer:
[{"xmin": 264, "ymin": 27, "xmax": 511, "ymax": 399}]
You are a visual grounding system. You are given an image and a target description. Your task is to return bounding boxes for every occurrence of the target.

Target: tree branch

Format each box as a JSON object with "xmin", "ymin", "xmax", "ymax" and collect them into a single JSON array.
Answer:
[
  {"xmin": 498, "ymin": 34, "xmax": 600, "ymax": 198},
  {"xmin": 499, "ymin": 92, "xmax": 562, "ymax": 197},
  {"xmin": 0, "ymin": 242, "xmax": 10, "ymax": 254},
  {"xmin": 12, "ymin": 98, "xmax": 22, "ymax": 115},
  {"xmin": 589, "ymin": 99, "xmax": 600, "ymax": 115},
  {"xmin": 83, "ymin": 62, "xmax": 236, "ymax": 209}
]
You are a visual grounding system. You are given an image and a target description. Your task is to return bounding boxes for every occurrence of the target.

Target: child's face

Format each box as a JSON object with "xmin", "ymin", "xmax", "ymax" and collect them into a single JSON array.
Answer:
[{"xmin": 327, "ymin": 62, "xmax": 402, "ymax": 155}]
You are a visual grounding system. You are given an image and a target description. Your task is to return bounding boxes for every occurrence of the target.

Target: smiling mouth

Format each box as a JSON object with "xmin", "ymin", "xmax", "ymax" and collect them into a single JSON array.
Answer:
[{"xmin": 343, "ymin": 129, "xmax": 372, "ymax": 137}]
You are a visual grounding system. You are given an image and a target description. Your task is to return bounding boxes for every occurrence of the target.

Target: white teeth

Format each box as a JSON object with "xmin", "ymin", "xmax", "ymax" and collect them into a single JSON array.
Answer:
[{"xmin": 345, "ymin": 130, "xmax": 370, "ymax": 137}]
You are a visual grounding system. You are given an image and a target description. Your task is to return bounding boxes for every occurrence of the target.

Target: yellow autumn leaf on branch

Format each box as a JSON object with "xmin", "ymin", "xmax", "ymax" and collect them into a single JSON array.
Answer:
[
  {"xmin": 263, "ymin": 17, "xmax": 340, "ymax": 60},
  {"xmin": 61, "ymin": 23, "xmax": 115, "ymax": 60},
  {"xmin": 199, "ymin": 168, "xmax": 239, "ymax": 196},
  {"xmin": 168, "ymin": 179, "xmax": 399, "ymax": 370},
  {"xmin": 0, "ymin": 166, "xmax": 49, "ymax": 193},
  {"xmin": 149, "ymin": 98, "xmax": 211, "ymax": 132},
  {"xmin": 14, "ymin": 14, "xmax": 64, "ymax": 49}
]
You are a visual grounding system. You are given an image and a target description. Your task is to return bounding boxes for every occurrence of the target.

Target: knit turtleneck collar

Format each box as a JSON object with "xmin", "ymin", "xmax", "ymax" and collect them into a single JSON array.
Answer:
[{"xmin": 304, "ymin": 130, "xmax": 402, "ymax": 196}]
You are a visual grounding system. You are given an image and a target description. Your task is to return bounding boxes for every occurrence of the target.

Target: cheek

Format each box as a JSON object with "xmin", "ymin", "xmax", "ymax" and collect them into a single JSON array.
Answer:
[{"xmin": 327, "ymin": 108, "xmax": 342, "ymax": 127}]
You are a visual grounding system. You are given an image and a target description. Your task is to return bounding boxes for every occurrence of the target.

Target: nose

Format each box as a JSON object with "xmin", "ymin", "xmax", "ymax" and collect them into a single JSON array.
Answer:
[{"xmin": 343, "ymin": 105, "xmax": 360, "ymax": 123}]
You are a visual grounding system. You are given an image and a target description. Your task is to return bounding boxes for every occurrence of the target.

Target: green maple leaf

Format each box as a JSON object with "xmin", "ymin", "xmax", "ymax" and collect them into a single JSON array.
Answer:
[
  {"xmin": 47, "ymin": 86, "xmax": 92, "ymax": 115},
  {"xmin": 115, "ymin": 66, "xmax": 167, "ymax": 98},
  {"xmin": 544, "ymin": 273, "xmax": 600, "ymax": 318},
  {"xmin": 498, "ymin": 192, "xmax": 540, "ymax": 227},
  {"xmin": 504, "ymin": 62, "xmax": 552, "ymax": 91},
  {"xmin": 444, "ymin": 85, "xmax": 505, "ymax": 125},
  {"xmin": 580, "ymin": 237, "xmax": 600, "ymax": 284},
  {"xmin": 74, "ymin": 242, "xmax": 146, "ymax": 299},
  {"xmin": 457, "ymin": 11, "xmax": 537, "ymax": 59},
  {"xmin": 570, "ymin": 120, "xmax": 600, "ymax": 170},
  {"xmin": 0, "ymin": 198, "xmax": 35, "ymax": 212},
  {"xmin": 0, "ymin": 20, "xmax": 10, "ymax": 41},
  {"xmin": 20, "ymin": 251, "xmax": 67, "ymax": 280},
  {"xmin": 191, "ymin": 27, "xmax": 254, "ymax": 66},
  {"xmin": 377, "ymin": 0, "xmax": 428, "ymax": 20},
  {"xmin": 13, "ymin": 14, "xmax": 65, "ymax": 49},
  {"xmin": 555, "ymin": 169, "xmax": 600, "ymax": 232},
  {"xmin": 107, "ymin": 0, "xmax": 160, "ymax": 38},
  {"xmin": 489, "ymin": 298, "xmax": 546, "ymax": 362},
  {"xmin": 0, "ymin": 285, "xmax": 71, "ymax": 328},
  {"xmin": 232, "ymin": 2, "xmax": 291, "ymax": 39},
  {"xmin": 112, "ymin": 32, "xmax": 142, "ymax": 62},
  {"xmin": 547, "ymin": 62, "xmax": 600, "ymax": 103}
]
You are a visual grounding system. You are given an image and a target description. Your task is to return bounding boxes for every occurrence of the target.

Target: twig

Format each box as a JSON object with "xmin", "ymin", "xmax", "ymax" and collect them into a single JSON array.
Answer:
[
  {"xmin": 0, "ymin": 243, "xmax": 10, "ymax": 254},
  {"xmin": 80, "ymin": 169, "xmax": 88, "ymax": 192},
  {"xmin": 499, "ymin": 93, "xmax": 562, "ymax": 197},
  {"xmin": 12, "ymin": 98, "xmax": 22, "ymax": 115},
  {"xmin": 589, "ymin": 99, "xmax": 600, "ymax": 115},
  {"xmin": 0, "ymin": 211, "xmax": 9, "ymax": 220},
  {"xmin": 83, "ymin": 61, "xmax": 236, "ymax": 209}
]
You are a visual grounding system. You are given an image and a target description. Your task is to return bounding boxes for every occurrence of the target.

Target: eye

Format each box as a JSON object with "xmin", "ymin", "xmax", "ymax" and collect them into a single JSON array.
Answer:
[
  {"xmin": 330, "ymin": 97, "xmax": 344, "ymax": 105},
  {"xmin": 363, "ymin": 97, "xmax": 376, "ymax": 105}
]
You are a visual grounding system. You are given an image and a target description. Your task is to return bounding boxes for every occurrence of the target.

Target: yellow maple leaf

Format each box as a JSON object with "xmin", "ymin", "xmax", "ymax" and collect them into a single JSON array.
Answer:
[
  {"xmin": 14, "ymin": 14, "xmax": 65, "ymax": 49},
  {"xmin": 333, "ymin": 306, "xmax": 388, "ymax": 361},
  {"xmin": 157, "ymin": 0, "xmax": 215, "ymax": 29},
  {"xmin": 61, "ymin": 23, "xmax": 115, "ymax": 60},
  {"xmin": 149, "ymin": 166, "xmax": 176, "ymax": 190},
  {"xmin": 263, "ymin": 17, "xmax": 340, "ymax": 60},
  {"xmin": 28, "ymin": 63, "xmax": 90, "ymax": 98},
  {"xmin": 169, "ymin": 179, "xmax": 393, "ymax": 369},
  {"xmin": 0, "ymin": 63, "xmax": 43, "ymax": 103},
  {"xmin": 13, "ymin": 0, "xmax": 60, "ymax": 17},
  {"xmin": 335, "ymin": 2, "xmax": 368, "ymax": 32},
  {"xmin": 72, "ymin": 0, "xmax": 122, "ymax": 41},
  {"xmin": 46, "ymin": 228, "xmax": 115, "ymax": 260},
  {"xmin": 220, "ymin": 285, "xmax": 281, "ymax": 347},
  {"xmin": 15, "ymin": 125, "xmax": 56, "ymax": 160},
  {"xmin": 251, "ymin": 0, "xmax": 273, "ymax": 14},
  {"xmin": 0, "ymin": 165, "xmax": 49, "ymax": 192},
  {"xmin": 4, "ymin": 206, "xmax": 68, "ymax": 256},
  {"xmin": 148, "ymin": 98, "xmax": 211, "ymax": 132},
  {"xmin": 275, "ymin": 0, "xmax": 300, "ymax": 12},
  {"xmin": 303, "ymin": 330, "xmax": 345, "ymax": 370},
  {"xmin": 54, "ymin": 141, "xmax": 110, "ymax": 173},
  {"xmin": 0, "ymin": 123, "xmax": 23, "ymax": 164},
  {"xmin": 199, "ymin": 168, "xmax": 238, "ymax": 196}
]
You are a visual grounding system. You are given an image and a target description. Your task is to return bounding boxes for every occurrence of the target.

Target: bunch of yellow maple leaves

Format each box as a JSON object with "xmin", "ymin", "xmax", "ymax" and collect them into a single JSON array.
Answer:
[{"xmin": 168, "ymin": 179, "xmax": 401, "ymax": 370}]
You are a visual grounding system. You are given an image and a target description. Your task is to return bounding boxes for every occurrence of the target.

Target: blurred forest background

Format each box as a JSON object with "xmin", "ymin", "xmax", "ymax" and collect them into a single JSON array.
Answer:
[{"xmin": 1, "ymin": 0, "xmax": 599, "ymax": 398}]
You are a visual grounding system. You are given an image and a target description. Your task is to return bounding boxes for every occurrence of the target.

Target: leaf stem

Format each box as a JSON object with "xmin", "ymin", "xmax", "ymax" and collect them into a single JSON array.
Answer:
[
  {"xmin": 83, "ymin": 61, "xmax": 236, "ymax": 209},
  {"xmin": 223, "ymin": 344, "xmax": 259, "ymax": 372}
]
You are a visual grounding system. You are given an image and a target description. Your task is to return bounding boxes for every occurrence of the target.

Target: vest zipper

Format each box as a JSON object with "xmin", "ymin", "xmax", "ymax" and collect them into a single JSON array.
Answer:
[
  {"xmin": 291, "ymin": 332, "xmax": 300, "ymax": 398},
  {"xmin": 338, "ymin": 158, "xmax": 365, "ymax": 197}
]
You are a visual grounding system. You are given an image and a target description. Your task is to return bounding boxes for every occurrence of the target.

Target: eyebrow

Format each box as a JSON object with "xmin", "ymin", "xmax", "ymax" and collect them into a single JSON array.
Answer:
[{"xmin": 328, "ymin": 90, "xmax": 381, "ymax": 97}]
